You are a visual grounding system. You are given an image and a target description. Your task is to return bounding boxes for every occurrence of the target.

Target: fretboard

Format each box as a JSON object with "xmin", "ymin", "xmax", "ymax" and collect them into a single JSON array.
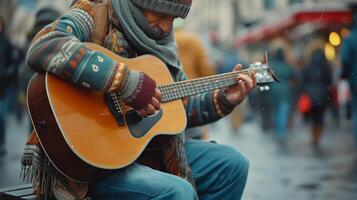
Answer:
[{"xmin": 158, "ymin": 70, "xmax": 250, "ymax": 103}]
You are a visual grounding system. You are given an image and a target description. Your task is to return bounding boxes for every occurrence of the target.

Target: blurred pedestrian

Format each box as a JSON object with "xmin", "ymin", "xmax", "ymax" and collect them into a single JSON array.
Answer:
[
  {"xmin": 174, "ymin": 20, "xmax": 215, "ymax": 80},
  {"xmin": 341, "ymin": 12, "xmax": 357, "ymax": 150},
  {"xmin": 302, "ymin": 48, "xmax": 332, "ymax": 146},
  {"xmin": 174, "ymin": 19, "xmax": 216, "ymax": 140},
  {"xmin": 0, "ymin": 16, "xmax": 15, "ymax": 155},
  {"xmin": 17, "ymin": 7, "xmax": 61, "ymax": 132},
  {"xmin": 219, "ymin": 48, "xmax": 248, "ymax": 133},
  {"xmin": 269, "ymin": 48, "xmax": 296, "ymax": 141}
]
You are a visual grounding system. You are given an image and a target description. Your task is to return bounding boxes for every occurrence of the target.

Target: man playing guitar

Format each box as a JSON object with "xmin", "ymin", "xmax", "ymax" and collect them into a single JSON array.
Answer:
[{"xmin": 23, "ymin": 0, "xmax": 256, "ymax": 199}]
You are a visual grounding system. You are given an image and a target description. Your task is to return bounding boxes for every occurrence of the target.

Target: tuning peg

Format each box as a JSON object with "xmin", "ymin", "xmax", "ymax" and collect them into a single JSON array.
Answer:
[
  {"xmin": 255, "ymin": 73, "xmax": 264, "ymax": 81},
  {"xmin": 259, "ymin": 85, "xmax": 270, "ymax": 91}
]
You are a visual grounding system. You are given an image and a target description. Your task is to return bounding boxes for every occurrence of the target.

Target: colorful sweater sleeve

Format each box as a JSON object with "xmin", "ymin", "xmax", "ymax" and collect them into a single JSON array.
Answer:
[
  {"xmin": 26, "ymin": 0, "xmax": 124, "ymax": 92},
  {"xmin": 176, "ymin": 71, "xmax": 236, "ymax": 128}
]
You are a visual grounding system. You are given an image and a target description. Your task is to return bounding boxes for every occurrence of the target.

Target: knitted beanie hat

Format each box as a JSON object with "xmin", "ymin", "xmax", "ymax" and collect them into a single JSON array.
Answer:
[{"xmin": 130, "ymin": 0, "xmax": 192, "ymax": 18}]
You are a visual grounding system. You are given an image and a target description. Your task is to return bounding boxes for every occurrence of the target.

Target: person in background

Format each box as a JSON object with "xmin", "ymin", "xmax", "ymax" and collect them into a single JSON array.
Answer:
[
  {"xmin": 0, "ymin": 16, "xmax": 15, "ymax": 156},
  {"xmin": 174, "ymin": 18, "xmax": 216, "ymax": 140},
  {"xmin": 269, "ymin": 48, "xmax": 296, "ymax": 142},
  {"xmin": 302, "ymin": 48, "xmax": 332, "ymax": 146},
  {"xmin": 18, "ymin": 7, "xmax": 61, "ymax": 132},
  {"xmin": 341, "ymin": 12, "xmax": 357, "ymax": 150},
  {"xmin": 174, "ymin": 19, "xmax": 215, "ymax": 80},
  {"xmin": 218, "ymin": 47, "xmax": 248, "ymax": 133}
]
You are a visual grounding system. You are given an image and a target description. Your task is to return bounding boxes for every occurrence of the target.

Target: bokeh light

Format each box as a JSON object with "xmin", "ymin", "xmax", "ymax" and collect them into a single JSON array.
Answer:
[
  {"xmin": 324, "ymin": 42, "xmax": 335, "ymax": 61},
  {"xmin": 328, "ymin": 32, "xmax": 341, "ymax": 46}
]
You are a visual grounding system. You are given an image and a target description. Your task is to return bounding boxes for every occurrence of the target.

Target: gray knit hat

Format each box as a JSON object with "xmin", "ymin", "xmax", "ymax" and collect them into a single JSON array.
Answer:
[{"xmin": 130, "ymin": 0, "xmax": 192, "ymax": 18}]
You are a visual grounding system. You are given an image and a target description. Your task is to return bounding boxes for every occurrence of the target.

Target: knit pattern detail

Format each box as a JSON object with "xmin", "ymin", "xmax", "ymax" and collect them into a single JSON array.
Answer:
[
  {"xmin": 107, "ymin": 62, "xmax": 129, "ymax": 92},
  {"xmin": 26, "ymin": 0, "xmax": 119, "ymax": 92},
  {"xmin": 120, "ymin": 71, "xmax": 157, "ymax": 109},
  {"xmin": 67, "ymin": 8, "xmax": 94, "ymax": 41},
  {"xmin": 131, "ymin": 0, "xmax": 192, "ymax": 18},
  {"xmin": 213, "ymin": 89, "xmax": 225, "ymax": 117}
]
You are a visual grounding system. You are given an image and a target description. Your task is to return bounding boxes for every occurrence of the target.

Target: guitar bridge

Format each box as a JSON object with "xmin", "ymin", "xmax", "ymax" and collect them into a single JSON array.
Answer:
[{"xmin": 104, "ymin": 93, "xmax": 125, "ymax": 126}]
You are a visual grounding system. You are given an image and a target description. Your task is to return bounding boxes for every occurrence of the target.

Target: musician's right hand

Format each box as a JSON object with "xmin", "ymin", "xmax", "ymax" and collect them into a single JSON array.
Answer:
[
  {"xmin": 120, "ymin": 71, "xmax": 161, "ymax": 116},
  {"xmin": 138, "ymin": 88, "xmax": 162, "ymax": 117}
]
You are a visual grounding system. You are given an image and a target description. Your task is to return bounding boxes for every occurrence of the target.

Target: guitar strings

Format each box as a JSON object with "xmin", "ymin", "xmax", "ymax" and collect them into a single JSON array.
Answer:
[
  {"xmin": 159, "ymin": 71, "xmax": 252, "ymax": 101},
  {"xmin": 112, "ymin": 68, "xmax": 264, "ymax": 103},
  {"xmin": 158, "ymin": 70, "xmax": 250, "ymax": 94},
  {"xmin": 158, "ymin": 69, "xmax": 254, "ymax": 102}
]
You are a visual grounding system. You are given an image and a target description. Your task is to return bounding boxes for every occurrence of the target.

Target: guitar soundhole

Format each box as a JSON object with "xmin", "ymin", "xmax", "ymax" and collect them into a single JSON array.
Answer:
[{"xmin": 126, "ymin": 109, "xmax": 163, "ymax": 138}]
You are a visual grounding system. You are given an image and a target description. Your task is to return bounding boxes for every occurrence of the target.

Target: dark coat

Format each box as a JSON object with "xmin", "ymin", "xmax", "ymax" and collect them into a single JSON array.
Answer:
[
  {"xmin": 341, "ymin": 13, "xmax": 357, "ymax": 93},
  {"xmin": 0, "ymin": 31, "xmax": 14, "ymax": 97},
  {"xmin": 302, "ymin": 49, "xmax": 332, "ymax": 106}
]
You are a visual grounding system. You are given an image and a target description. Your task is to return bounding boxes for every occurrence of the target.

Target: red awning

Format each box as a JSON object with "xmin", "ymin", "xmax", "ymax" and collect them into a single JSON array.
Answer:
[{"xmin": 235, "ymin": 8, "xmax": 353, "ymax": 47}]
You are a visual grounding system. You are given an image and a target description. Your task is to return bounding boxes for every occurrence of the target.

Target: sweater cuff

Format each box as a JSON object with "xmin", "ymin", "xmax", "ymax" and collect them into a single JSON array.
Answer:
[
  {"xmin": 219, "ymin": 89, "xmax": 239, "ymax": 109},
  {"xmin": 106, "ymin": 62, "xmax": 129, "ymax": 93},
  {"xmin": 117, "ymin": 71, "xmax": 157, "ymax": 110},
  {"xmin": 212, "ymin": 89, "xmax": 237, "ymax": 117}
]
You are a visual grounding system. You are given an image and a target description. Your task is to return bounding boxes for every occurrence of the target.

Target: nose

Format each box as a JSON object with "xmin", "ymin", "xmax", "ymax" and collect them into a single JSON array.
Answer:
[{"xmin": 158, "ymin": 17, "xmax": 173, "ymax": 33}]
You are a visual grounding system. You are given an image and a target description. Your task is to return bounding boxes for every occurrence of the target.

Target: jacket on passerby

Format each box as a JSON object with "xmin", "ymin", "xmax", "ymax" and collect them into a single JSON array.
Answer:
[
  {"xmin": 0, "ymin": 20, "xmax": 14, "ymax": 97},
  {"xmin": 302, "ymin": 49, "xmax": 332, "ymax": 106},
  {"xmin": 341, "ymin": 13, "xmax": 357, "ymax": 93},
  {"xmin": 18, "ymin": 8, "xmax": 61, "ymax": 94},
  {"xmin": 174, "ymin": 29, "xmax": 215, "ymax": 79},
  {"xmin": 269, "ymin": 48, "xmax": 296, "ymax": 104}
]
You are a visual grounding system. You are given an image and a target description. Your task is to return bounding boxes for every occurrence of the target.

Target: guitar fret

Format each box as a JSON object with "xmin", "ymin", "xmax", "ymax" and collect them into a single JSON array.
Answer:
[{"xmin": 159, "ymin": 67, "xmax": 272, "ymax": 103}]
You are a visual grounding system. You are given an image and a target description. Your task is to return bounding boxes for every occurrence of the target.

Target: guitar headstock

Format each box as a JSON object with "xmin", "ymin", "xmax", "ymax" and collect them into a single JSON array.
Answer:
[{"xmin": 248, "ymin": 53, "xmax": 279, "ymax": 91}]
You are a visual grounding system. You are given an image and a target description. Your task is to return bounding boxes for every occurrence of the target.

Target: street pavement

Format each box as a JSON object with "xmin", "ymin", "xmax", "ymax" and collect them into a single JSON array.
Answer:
[
  {"xmin": 208, "ymin": 113, "xmax": 357, "ymax": 200},
  {"xmin": 0, "ymin": 112, "xmax": 357, "ymax": 200}
]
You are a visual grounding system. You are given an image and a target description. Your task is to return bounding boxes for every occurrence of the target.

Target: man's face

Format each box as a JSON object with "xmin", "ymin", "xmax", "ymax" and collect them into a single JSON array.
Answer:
[{"xmin": 141, "ymin": 9, "xmax": 174, "ymax": 35}]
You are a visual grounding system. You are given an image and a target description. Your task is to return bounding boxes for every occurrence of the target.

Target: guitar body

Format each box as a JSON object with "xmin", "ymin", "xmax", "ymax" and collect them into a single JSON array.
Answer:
[{"xmin": 27, "ymin": 43, "xmax": 187, "ymax": 183}]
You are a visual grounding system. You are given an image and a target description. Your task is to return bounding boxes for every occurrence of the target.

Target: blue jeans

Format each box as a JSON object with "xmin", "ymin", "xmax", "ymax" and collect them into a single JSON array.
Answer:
[
  {"xmin": 0, "ymin": 85, "xmax": 13, "ymax": 146},
  {"xmin": 91, "ymin": 139, "xmax": 249, "ymax": 200},
  {"xmin": 0, "ymin": 99, "xmax": 6, "ymax": 146},
  {"xmin": 352, "ymin": 92, "xmax": 357, "ymax": 149},
  {"xmin": 274, "ymin": 101, "xmax": 290, "ymax": 140}
]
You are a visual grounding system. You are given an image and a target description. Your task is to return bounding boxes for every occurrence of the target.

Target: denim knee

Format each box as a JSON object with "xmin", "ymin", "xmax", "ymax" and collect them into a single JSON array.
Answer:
[
  {"xmin": 157, "ymin": 177, "xmax": 197, "ymax": 200},
  {"xmin": 221, "ymin": 146, "xmax": 249, "ymax": 181}
]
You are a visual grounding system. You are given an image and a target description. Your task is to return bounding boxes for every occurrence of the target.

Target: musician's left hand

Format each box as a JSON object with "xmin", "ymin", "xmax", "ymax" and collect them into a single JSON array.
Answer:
[{"xmin": 223, "ymin": 64, "xmax": 256, "ymax": 105}]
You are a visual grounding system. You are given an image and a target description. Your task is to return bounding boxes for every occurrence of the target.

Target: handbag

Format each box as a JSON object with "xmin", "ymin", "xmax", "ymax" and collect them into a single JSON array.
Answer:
[{"xmin": 297, "ymin": 93, "xmax": 312, "ymax": 114}]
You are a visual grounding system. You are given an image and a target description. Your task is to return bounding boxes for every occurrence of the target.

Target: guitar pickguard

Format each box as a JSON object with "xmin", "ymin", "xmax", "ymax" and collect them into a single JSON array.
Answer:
[{"xmin": 126, "ymin": 109, "xmax": 163, "ymax": 138}]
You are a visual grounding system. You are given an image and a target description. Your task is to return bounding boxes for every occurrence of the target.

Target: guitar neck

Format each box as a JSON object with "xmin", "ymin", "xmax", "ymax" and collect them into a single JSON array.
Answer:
[{"xmin": 158, "ymin": 70, "xmax": 249, "ymax": 103}]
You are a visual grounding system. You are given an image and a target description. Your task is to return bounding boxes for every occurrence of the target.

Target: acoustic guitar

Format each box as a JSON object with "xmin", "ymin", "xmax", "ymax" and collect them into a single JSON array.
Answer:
[{"xmin": 27, "ymin": 43, "xmax": 278, "ymax": 183}]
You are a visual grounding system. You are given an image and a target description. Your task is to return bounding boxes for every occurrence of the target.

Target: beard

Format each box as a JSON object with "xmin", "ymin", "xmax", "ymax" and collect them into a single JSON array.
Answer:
[{"xmin": 151, "ymin": 26, "xmax": 171, "ymax": 38}]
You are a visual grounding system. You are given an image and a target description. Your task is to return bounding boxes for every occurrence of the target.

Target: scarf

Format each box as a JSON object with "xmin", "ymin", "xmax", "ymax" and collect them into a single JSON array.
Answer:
[
  {"xmin": 110, "ymin": 0, "xmax": 195, "ymax": 188},
  {"xmin": 111, "ymin": 0, "xmax": 181, "ymax": 72}
]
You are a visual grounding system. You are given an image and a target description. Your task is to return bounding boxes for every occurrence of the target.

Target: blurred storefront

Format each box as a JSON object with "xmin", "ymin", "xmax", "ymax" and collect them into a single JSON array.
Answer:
[{"xmin": 234, "ymin": 2, "xmax": 353, "ymax": 67}]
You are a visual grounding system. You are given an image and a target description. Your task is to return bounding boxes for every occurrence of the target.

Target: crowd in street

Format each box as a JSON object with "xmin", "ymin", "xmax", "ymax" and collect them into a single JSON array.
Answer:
[
  {"xmin": 0, "ymin": 1, "xmax": 356, "ymax": 200},
  {"xmin": 0, "ymin": 2, "xmax": 357, "ymax": 158}
]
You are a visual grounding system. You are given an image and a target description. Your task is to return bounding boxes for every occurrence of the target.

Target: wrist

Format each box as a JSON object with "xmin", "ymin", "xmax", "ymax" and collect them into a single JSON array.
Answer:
[
  {"xmin": 120, "ymin": 71, "xmax": 156, "ymax": 110},
  {"xmin": 220, "ymin": 89, "xmax": 239, "ymax": 109},
  {"xmin": 107, "ymin": 62, "xmax": 129, "ymax": 92}
]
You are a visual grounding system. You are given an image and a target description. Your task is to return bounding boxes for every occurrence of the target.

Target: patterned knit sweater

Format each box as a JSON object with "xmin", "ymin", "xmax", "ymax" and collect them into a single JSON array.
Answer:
[
  {"xmin": 26, "ymin": 0, "xmax": 234, "ymax": 126},
  {"xmin": 24, "ymin": 0, "xmax": 236, "ymax": 198}
]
